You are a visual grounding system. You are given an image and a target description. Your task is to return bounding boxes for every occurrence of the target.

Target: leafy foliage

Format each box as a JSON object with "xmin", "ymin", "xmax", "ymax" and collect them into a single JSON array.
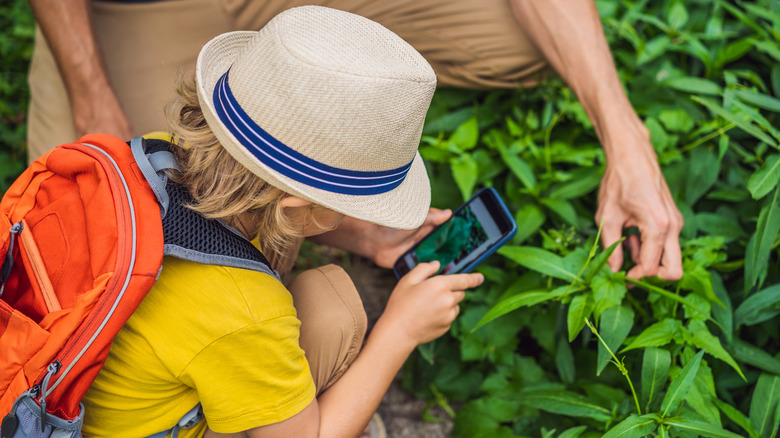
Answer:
[
  {"xmin": 4, "ymin": 0, "xmax": 780, "ymax": 436},
  {"xmin": 401, "ymin": 0, "xmax": 780, "ymax": 436},
  {"xmin": 0, "ymin": 0, "xmax": 33, "ymax": 192}
]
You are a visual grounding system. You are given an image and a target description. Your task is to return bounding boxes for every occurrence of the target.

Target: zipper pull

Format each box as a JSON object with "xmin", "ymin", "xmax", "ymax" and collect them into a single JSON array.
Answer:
[
  {"xmin": 0, "ymin": 222, "xmax": 23, "ymax": 299},
  {"xmin": 39, "ymin": 361, "xmax": 61, "ymax": 432}
]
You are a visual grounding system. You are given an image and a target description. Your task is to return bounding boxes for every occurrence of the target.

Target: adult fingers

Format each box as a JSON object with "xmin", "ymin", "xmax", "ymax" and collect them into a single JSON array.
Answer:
[
  {"xmin": 597, "ymin": 213, "xmax": 625, "ymax": 273},
  {"xmin": 626, "ymin": 234, "xmax": 641, "ymax": 263},
  {"xmin": 626, "ymin": 230, "xmax": 664, "ymax": 280},
  {"xmin": 424, "ymin": 208, "xmax": 452, "ymax": 227},
  {"xmin": 402, "ymin": 261, "xmax": 441, "ymax": 284},
  {"xmin": 657, "ymin": 214, "xmax": 684, "ymax": 281}
]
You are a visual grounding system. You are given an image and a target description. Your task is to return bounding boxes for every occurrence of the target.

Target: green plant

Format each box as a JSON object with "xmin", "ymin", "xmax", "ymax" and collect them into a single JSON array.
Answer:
[
  {"xmin": 402, "ymin": 0, "xmax": 780, "ymax": 436},
  {"xmin": 0, "ymin": 0, "xmax": 33, "ymax": 192}
]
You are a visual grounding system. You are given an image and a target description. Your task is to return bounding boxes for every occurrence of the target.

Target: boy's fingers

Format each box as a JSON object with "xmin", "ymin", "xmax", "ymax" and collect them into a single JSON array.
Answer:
[
  {"xmin": 451, "ymin": 290, "xmax": 466, "ymax": 304},
  {"xmin": 442, "ymin": 272, "xmax": 484, "ymax": 291}
]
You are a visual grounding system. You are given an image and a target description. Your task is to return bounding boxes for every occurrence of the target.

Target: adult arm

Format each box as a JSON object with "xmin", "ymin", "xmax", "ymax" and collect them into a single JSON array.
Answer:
[
  {"xmin": 27, "ymin": 0, "xmax": 131, "ymax": 139},
  {"xmin": 509, "ymin": 0, "xmax": 683, "ymax": 281}
]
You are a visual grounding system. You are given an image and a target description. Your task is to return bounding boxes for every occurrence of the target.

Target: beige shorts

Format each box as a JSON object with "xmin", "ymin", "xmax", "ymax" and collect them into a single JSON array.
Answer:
[
  {"xmin": 288, "ymin": 264, "xmax": 367, "ymax": 394},
  {"xmin": 27, "ymin": 0, "xmax": 547, "ymax": 162}
]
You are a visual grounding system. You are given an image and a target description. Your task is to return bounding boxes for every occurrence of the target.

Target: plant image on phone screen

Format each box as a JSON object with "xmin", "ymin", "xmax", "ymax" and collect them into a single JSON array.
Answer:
[{"xmin": 394, "ymin": 188, "xmax": 516, "ymax": 278}]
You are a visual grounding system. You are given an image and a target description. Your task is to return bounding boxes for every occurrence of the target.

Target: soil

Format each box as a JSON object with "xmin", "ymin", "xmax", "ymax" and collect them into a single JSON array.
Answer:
[{"xmin": 297, "ymin": 246, "xmax": 454, "ymax": 437}]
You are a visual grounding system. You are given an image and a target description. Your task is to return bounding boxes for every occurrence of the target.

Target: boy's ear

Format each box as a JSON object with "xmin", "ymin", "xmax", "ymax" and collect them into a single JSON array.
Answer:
[{"xmin": 279, "ymin": 196, "xmax": 312, "ymax": 208}]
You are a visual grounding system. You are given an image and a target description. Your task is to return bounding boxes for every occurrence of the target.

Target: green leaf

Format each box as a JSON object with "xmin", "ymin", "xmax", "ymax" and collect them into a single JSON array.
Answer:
[
  {"xmin": 713, "ymin": 398, "xmax": 758, "ymax": 438},
  {"xmin": 450, "ymin": 154, "xmax": 478, "ymax": 201},
  {"xmin": 567, "ymin": 293, "xmax": 594, "ymax": 342},
  {"xmin": 557, "ymin": 334, "xmax": 576, "ymax": 384},
  {"xmin": 658, "ymin": 108, "xmax": 695, "ymax": 133},
  {"xmin": 665, "ymin": 416, "xmax": 745, "ymax": 438},
  {"xmin": 695, "ymin": 213, "xmax": 746, "ymax": 243},
  {"xmin": 549, "ymin": 167, "xmax": 603, "ymax": 200},
  {"xmin": 745, "ymin": 188, "xmax": 780, "ymax": 293},
  {"xmin": 730, "ymin": 339, "xmax": 780, "ymax": 375},
  {"xmin": 679, "ymin": 261, "xmax": 724, "ymax": 308},
  {"xmin": 541, "ymin": 198, "xmax": 579, "ymax": 228},
  {"xmin": 499, "ymin": 144, "xmax": 537, "ymax": 189},
  {"xmin": 736, "ymin": 90, "xmax": 780, "ymax": 113},
  {"xmin": 711, "ymin": 272, "xmax": 733, "ymax": 344},
  {"xmin": 642, "ymin": 347, "xmax": 672, "ymax": 413},
  {"xmin": 498, "ymin": 246, "xmax": 579, "ymax": 282},
  {"xmin": 557, "ymin": 426, "xmax": 587, "ymax": 438},
  {"xmin": 735, "ymin": 284, "xmax": 780, "ymax": 328},
  {"xmin": 584, "ymin": 240, "xmax": 623, "ymax": 284},
  {"xmin": 748, "ymin": 154, "xmax": 780, "ymax": 199},
  {"xmin": 661, "ymin": 350, "xmax": 704, "ymax": 418},
  {"xmin": 684, "ymin": 145, "xmax": 721, "ymax": 206},
  {"xmin": 665, "ymin": 77, "xmax": 722, "ymax": 95},
  {"xmin": 750, "ymin": 372, "xmax": 780, "ymax": 438},
  {"xmin": 622, "ymin": 319, "xmax": 682, "ymax": 352},
  {"xmin": 688, "ymin": 320, "xmax": 745, "ymax": 380},
  {"xmin": 667, "ymin": 2, "xmax": 688, "ymax": 29},
  {"xmin": 512, "ymin": 203, "xmax": 546, "ymax": 244},
  {"xmin": 448, "ymin": 116, "xmax": 479, "ymax": 151},
  {"xmin": 692, "ymin": 96, "xmax": 778, "ymax": 147},
  {"xmin": 772, "ymin": 63, "xmax": 780, "ymax": 98},
  {"xmin": 715, "ymin": 37, "xmax": 757, "ymax": 68},
  {"xmin": 597, "ymin": 306, "xmax": 635, "ymax": 375},
  {"xmin": 602, "ymin": 414, "xmax": 658, "ymax": 438},
  {"xmin": 592, "ymin": 273, "xmax": 627, "ymax": 318},
  {"xmin": 514, "ymin": 387, "xmax": 612, "ymax": 422},
  {"xmin": 475, "ymin": 286, "xmax": 568, "ymax": 330}
]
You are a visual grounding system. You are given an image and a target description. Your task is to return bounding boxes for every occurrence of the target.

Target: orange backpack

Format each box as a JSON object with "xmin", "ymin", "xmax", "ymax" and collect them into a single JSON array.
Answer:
[{"xmin": 0, "ymin": 134, "xmax": 275, "ymax": 437}]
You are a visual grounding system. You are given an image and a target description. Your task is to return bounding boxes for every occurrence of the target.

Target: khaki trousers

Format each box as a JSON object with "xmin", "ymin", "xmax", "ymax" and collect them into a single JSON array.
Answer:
[
  {"xmin": 27, "ymin": 0, "xmax": 547, "ymax": 162},
  {"xmin": 288, "ymin": 264, "xmax": 367, "ymax": 394}
]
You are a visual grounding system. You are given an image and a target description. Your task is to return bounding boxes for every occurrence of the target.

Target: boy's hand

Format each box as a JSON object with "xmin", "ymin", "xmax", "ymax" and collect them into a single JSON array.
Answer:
[{"xmin": 378, "ymin": 261, "xmax": 484, "ymax": 347}]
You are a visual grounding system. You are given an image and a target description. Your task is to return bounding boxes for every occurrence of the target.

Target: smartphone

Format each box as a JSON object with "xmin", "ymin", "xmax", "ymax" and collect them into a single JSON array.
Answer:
[{"xmin": 393, "ymin": 187, "xmax": 517, "ymax": 279}]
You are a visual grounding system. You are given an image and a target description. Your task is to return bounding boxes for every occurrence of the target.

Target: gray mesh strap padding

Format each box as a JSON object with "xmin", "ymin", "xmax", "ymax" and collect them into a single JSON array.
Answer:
[
  {"xmin": 131, "ymin": 136, "xmax": 172, "ymax": 217},
  {"xmin": 162, "ymin": 183, "xmax": 278, "ymax": 279},
  {"xmin": 131, "ymin": 138, "xmax": 278, "ymax": 279},
  {"xmin": 161, "ymin": 173, "xmax": 278, "ymax": 280}
]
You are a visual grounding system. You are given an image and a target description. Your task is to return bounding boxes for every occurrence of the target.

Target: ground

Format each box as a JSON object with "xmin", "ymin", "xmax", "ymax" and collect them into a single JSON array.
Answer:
[{"xmin": 295, "ymin": 244, "xmax": 454, "ymax": 438}]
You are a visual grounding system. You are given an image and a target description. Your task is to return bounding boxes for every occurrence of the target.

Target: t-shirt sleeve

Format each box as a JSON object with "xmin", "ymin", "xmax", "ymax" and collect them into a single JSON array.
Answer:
[{"xmin": 178, "ymin": 316, "xmax": 316, "ymax": 433}]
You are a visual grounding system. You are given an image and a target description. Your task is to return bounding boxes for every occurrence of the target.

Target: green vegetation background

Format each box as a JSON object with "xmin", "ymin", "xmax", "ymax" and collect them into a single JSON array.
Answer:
[{"xmin": 3, "ymin": 1, "xmax": 780, "ymax": 437}]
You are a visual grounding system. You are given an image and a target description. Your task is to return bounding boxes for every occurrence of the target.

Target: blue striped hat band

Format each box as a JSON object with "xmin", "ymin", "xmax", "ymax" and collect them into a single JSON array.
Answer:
[{"xmin": 212, "ymin": 70, "xmax": 414, "ymax": 196}]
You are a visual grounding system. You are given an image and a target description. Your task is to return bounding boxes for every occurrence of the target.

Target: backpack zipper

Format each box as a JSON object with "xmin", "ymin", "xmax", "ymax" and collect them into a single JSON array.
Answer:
[
  {"xmin": 0, "ymin": 222, "xmax": 24, "ymax": 299},
  {"xmin": 42, "ymin": 143, "xmax": 139, "ymax": 397}
]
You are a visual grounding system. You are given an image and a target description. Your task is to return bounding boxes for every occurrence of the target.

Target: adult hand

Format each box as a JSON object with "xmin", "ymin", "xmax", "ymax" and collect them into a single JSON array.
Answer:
[
  {"xmin": 309, "ymin": 208, "xmax": 452, "ymax": 268},
  {"xmin": 368, "ymin": 208, "xmax": 452, "ymax": 268},
  {"xmin": 595, "ymin": 129, "xmax": 684, "ymax": 282},
  {"xmin": 71, "ymin": 82, "xmax": 132, "ymax": 140}
]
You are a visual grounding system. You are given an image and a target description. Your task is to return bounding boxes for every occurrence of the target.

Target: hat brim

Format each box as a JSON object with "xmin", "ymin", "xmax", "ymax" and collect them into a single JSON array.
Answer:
[{"xmin": 196, "ymin": 31, "xmax": 431, "ymax": 230}]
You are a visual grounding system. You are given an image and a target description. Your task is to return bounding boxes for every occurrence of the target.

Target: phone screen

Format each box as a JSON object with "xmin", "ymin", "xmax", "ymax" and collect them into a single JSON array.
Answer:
[{"xmin": 393, "ymin": 188, "xmax": 516, "ymax": 278}]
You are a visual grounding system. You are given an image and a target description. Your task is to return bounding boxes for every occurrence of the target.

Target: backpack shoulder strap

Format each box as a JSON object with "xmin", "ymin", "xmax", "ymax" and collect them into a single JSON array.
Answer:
[{"xmin": 131, "ymin": 137, "xmax": 279, "ymax": 281}]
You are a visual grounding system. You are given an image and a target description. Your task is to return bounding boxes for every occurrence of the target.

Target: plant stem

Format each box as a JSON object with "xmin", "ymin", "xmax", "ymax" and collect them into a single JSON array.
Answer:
[
  {"xmin": 584, "ymin": 318, "xmax": 642, "ymax": 416},
  {"xmin": 677, "ymin": 122, "xmax": 736, "ymax": 155}
]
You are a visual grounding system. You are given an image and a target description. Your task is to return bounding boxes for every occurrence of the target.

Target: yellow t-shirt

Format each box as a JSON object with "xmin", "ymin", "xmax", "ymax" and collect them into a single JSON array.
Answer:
[{"xmin": 81, "ymin": 256, "xmax": 316, "ymax": 437}]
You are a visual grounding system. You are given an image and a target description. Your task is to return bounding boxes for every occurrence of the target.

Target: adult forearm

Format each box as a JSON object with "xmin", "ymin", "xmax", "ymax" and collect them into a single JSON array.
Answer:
[
  {"xmin": 315, "ymin": 320, "xmax": 415, "ymax": 438},
  {"xmin": 509, "ymin": 0, "xmax": 647, "ymax": 159},
  {"xmin": 27, "ymin": 0, "xmax": 130, "ymax": 138},
  {"xmin": 29, "ymin": 0, "xmax": 106, "ymax": 101}
]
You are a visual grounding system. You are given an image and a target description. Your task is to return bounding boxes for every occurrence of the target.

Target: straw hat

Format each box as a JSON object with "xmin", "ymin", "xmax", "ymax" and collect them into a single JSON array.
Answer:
[{"xmin": 196, "ymin": 5, "xmax": 436, "ymax": 230}]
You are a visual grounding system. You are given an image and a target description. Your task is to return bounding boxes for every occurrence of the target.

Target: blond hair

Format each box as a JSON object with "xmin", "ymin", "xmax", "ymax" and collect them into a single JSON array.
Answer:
[{"xmin": 165, "ymin": 71, "xmax": 333, "ymax": 259}]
